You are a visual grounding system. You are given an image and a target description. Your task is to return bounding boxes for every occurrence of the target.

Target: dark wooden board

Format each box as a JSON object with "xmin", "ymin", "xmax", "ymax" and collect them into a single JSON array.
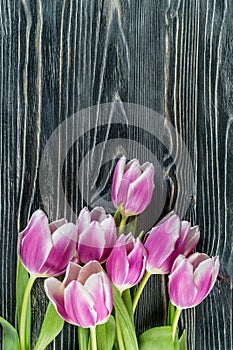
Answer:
[{"xmin": 0, "ymin": 0, "xmax": 232, "ymax": 349}]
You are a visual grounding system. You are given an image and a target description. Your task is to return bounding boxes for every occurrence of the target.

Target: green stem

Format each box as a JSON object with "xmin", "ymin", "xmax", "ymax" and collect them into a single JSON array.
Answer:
[
  {"xmin": 114, "ymin": 206, "xmax": 121, "ymax": 221},
  {"xmin": 19, "ymin": 275, "xmax": 36, "ymax": 350},
  {"xmin": 138, "ymin": 230, "xmax": 144, "ymax": 241},
  {"xmin": 115, "ymin": 310, "xmax": 125, "ymax": 350},
  {"xmin": 132, "ymin": 271, "xmax": 151, "ymax": 313},
  {"xmin": 90, "ymin": 326, "xmax": 97, "ymax": 350},
  {"xmin": 171, "ymin": 307, "xmax": 182, "ymax": 341},
  {"xmin": 118, "ymin": 215, "xmax": 128, "ymax": 235}
]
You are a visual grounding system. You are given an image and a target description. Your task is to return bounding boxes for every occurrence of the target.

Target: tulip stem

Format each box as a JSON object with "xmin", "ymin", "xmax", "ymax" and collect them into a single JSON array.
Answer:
[
  {"xmin": 90, "ymin": 326, "xmax": 97, "ymax": 350},
  {"xmin": 118, "ymin": 215, "xmax": 127, "ymax": 235},
  {"xmin": 19, "ymin": 275, "xmax": 36, "ymax": 350},
  {"xmin": 115, "ymin": 310, "xmax": 125, "ymax": 350},
  {"xmin": 171, "ymin": 307, "xmax": 182, "ymax": 341},
  {"xmin": 132, "ymin": 271, "xmax": 151, "ymax": 313}
]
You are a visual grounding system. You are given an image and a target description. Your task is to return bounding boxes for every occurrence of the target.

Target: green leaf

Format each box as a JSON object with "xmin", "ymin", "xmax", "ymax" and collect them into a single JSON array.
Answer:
[
  {"xmin": 96, "ymin": 316, "xmax": 115, "ymax": 350},
  {"xmin": 122, "ymin": 289, "xmax": 133, "ymax": 323},
  {"xmin": 34, "ymin": 302, "xmax": 64, "ymax": 350},
  {"xmin": 16, "ymin": 257, "xmax": 31, "ymax": 349},
  {"xmin": 0, "ymin": 317, "xmax": 20, "ymax": 350},
  {"xmin": 78, "ymin": 327, "xmax": 90, "ymax": 350},
  {"xmin": 139, "ymin": 326, "xmax": 176, "ymax": 350},
  {"xmin": 179, "ymin": 330, "xmax": 187, "ymax": 350},
  {"xmin": 112, "ymin": 285, "xmax": 139, "ymax": 350},
  {"xmin": 126, "ymin": 216, "xmax": 138, "ymax": 235},
  {"xmin": 114, "ymin": 207, "xmax": 121, "ymax": 227},
  {"xmin": 167, "ymin": 301, "xmax": 176, "ymax": 326}
]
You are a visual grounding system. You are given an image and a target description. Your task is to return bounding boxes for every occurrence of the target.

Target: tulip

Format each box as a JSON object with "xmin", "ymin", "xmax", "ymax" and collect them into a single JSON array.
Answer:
[
  {"xmin": 44, "ymin": 261, "xmax": 113, "ymax": 328},
  {"xmin": 168, "ymin": 253, "xmax": 220, "ymax": 309},
  {"xmin": 144, "ymin": 211, "xmax": 200, "ymax": 274},
  {"xmin": 106, "ymin": 233, "xmax": 147, "ymax": 292},
  {"xmin": 77, "ymin": 207, "xmax": 117, "ymax": 264},
  {"xmin": 111, "ymin": 156, "xmax": 154, "ymax": 217},
  {"xmin": 18, "ymin": 209, "xmax": 77, "ymax": 276}
]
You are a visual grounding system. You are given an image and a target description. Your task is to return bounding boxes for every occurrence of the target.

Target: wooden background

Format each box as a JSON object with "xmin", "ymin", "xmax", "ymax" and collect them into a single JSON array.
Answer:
[{"xmin": 1, "ymin": 0, "xmax": 232, "ymax": 349}]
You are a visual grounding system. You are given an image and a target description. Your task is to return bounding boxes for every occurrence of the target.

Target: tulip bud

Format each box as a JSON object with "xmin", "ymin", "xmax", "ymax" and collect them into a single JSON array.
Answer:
[
  {"xmin": 18, "ymin": 209, "xmax": 77, "ymax": 276},
  {"xmin": 77, "ymin": 207, "xmax": 117, "ymax": 264},
  {"xmin": 168, "ymin": 253, "xmax": 220, "ymax": 308},
  {"xmin": 111, "ymin": 156, "xmax": 154, "ymax": 217},
  {"xmin": 144, "ymin": 211, "xmax": 200, "ymax": 274},
  {"xmin": 44, "ymin": 261, "xmax": 113, "ymax": 328},
  {"xmin": 106, "ymin": 233, "xmax": 147, "ymax": 292}
]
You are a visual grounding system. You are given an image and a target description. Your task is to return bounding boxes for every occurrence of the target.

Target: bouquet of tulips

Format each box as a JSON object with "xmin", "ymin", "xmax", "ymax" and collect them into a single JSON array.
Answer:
[{"xmin": 0, "ymin": 156, "xmax": 220, "ymax": 350}]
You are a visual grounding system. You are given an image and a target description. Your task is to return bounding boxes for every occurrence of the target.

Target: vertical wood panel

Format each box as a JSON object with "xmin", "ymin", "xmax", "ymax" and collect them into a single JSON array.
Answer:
[{"xmin": 0, "ymin": 0, "xmax": 232, "ymax": 349}]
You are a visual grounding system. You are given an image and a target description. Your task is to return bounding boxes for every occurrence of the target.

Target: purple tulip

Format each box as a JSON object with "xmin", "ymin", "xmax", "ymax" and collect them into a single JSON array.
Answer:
[
  {"xmin": 106, "ymin": 233, "xmax": 147, "ymax": 292},
  {"xmin": 144, "ymin": 211, "xmax": 200, "ymax": 274},
  {"xmin": 77, "ymin": 207, "xmax": 117, "ymax": 264},
  {"xmin": 44, "ymin": 261, "xmax": 113, "ymax": 327},
  {"xmin": 168, "ymin": 253, "xmax": 220, "ymax": 308},
  {"xmin": 111, "ymin": 156, "xmax": 154, "ymax": 216},
  {"xmin": 18, "ymin": 209, "xmax": 77, "ymax": 276}
]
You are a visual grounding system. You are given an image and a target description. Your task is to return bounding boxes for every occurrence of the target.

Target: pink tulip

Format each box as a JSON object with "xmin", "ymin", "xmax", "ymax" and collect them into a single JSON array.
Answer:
[
  {"xmin": 168, "ymin": 253, "xmax": 220, "ymax": 308},
  {"xmin": 144, "ymin": 211, "xmax": 200, "ymax": 274},
  {"xmin": 18, "ymin": 209, "xmax": 77, "ymax": 276},
  {"xmin": 44, "ymin": 261, "xmax": 113, "ymax": 328},
  {"xmin": 77, "ymin": 207, "xmax": 117, "ymax": 264},
  {"xmin": 111, "ymin": 156, "xmax": 154, "ymax": 216},
  {"xmin": 106, "ymin": 233, "xmax": 147, "ymax": 292}
]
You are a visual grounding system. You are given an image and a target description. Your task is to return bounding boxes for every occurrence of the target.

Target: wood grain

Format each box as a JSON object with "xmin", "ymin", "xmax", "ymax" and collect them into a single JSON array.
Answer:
[{"xmin": 0, "ymin": 0, "xmax": 232, "ymax": 349}]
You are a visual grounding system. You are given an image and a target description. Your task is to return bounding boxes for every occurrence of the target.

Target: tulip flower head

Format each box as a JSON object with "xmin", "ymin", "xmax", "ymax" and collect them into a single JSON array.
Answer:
[
  {"xmin": 18, "ymin": 209, "xmax": 77, "ymax": 277},
  {"xmin": 111, "ymin": 156, "xmax": 155, "ymax": 217},
  {"xmin": 144, "ymin": 211, "xmax": 200, "ymax": 274},
  {"xmin": 44, "ymin": 261, "xmax": 113, "ymax": 328},
  {"xmin": 168, "ymin": 253, "xmax": 220, "ymax": 309},
  {"xmin": 106, "ymin": 233, "xmax": 147, "ymax": 292},
  {"xmin": 77, "ymin": 207, "xmax": 117, "ymax": 264}
]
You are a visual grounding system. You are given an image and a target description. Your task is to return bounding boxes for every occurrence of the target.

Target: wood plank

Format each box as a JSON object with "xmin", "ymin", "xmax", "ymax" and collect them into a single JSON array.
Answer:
[{"xmin": 0, "ymin": 0, "xmax": 232, "ymax": 349}]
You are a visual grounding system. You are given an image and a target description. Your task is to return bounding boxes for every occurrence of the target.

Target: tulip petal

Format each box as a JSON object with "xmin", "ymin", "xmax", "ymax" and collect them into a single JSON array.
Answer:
[
  {"xmin": 124, "ymin": 164, "xmax": 154, "ymax": 215},
  {"xmin": 193, "ymin": 257, "xmax": 220, "ymax": 306},
  {"xmin": 178, "ymin": 222, "xmax": 200, "ymax": 256},
  {"xmin": 41, "ymin": 223, "xmax": 77, "ymax": 276},
  {"xmin": 122, "ymin": 160, "xmax": 141, "ymax": 182},
  {"xmin": 140, "ymin": 161, "xmax": 151, "ymax": 172},
  {"xmin": 101, "ymin": 271, "xmax": 113, "ymax": 315},
  {"xmin": 97, "ymin": 216, "xmax": 117, "ymax": 261},
  {"xmin": 211, "ymin": 256, "xmax": 220, "ymax": 284},
  {"xmin": 168, "ymin": 256, "xmax": 197, "ymax": 308},
  {"xmin": 84, "ymin": 272, "xmax": 110, "ymax": 323},
  {"xmin": 77, "ymin": 208, "xmax": 91, "ymax": 235},
  {"xmin": 124, "ymin": 158, "xmax": 139, "ymax": 171},
  {"xmin": 78, "ymin": 261, "xmax": 102, "ymax": 285},
  {"xmin": 63, "ymin": 262, "xmax": 82, "ymax": 287},
  {"xmin": 90, "ymin": 207, "xmax": 107, "ymax": 223},
  {"xmin": 117, "ymin": 160, "xmax": 142, "ymax": 206},
  {"xmin": 145, "ymin": 214, "xmax": 180, "ymax": 273},
  {"xmin": 188, "ymin": 252, "xmax": 209, "ymax": 268},
  {"xmin": 126, "ymin": 239, "xmax": 147, "ymax": 286},
  {"xmin": 18, "ymin": 210, "xmax": 53, "ymax": 274},
  {"xmin": 77, "ymin": 222, "xmax": 106, "ymax": 263},
  {"xmin": 64, "ymin": 280, "xmax": 97, "ymax": 327},
  {"xmin": 44, "ymin": 277, "xmax": 71, "ymax": 323},
  {"xmin": 170, "ymin": 254, "xmax": 185, "ymax": 274},
  {"xmin": 176, "ymin": 221, "xmax": 191, "ymax": 248},
  {"xmin": 100, "ymin": 216, "xmax": 117, "ymax": 246},
  {"xmin": 184, "ymin": 226, "xmax": 200, "ymax": 254},
  {"xmin": 106, "ymin": 237, "xmax": 129, "ymax": 288},
  {"xmin": 162, "ymin": 222, "xmax": 200, "ymax": 272},
  {"xmin": 111, "ymin": 156, "xmax": 126, "ymax": 206},
  {"xmin": 49, "ymin": 218, "xmax": 67, "ymax": 233}
]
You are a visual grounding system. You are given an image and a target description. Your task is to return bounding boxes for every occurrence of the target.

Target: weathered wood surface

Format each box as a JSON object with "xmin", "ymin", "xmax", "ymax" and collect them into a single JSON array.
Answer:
[{"xmin": 0, "ymin": 0, "xmax": 232, "ymax": 349}]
